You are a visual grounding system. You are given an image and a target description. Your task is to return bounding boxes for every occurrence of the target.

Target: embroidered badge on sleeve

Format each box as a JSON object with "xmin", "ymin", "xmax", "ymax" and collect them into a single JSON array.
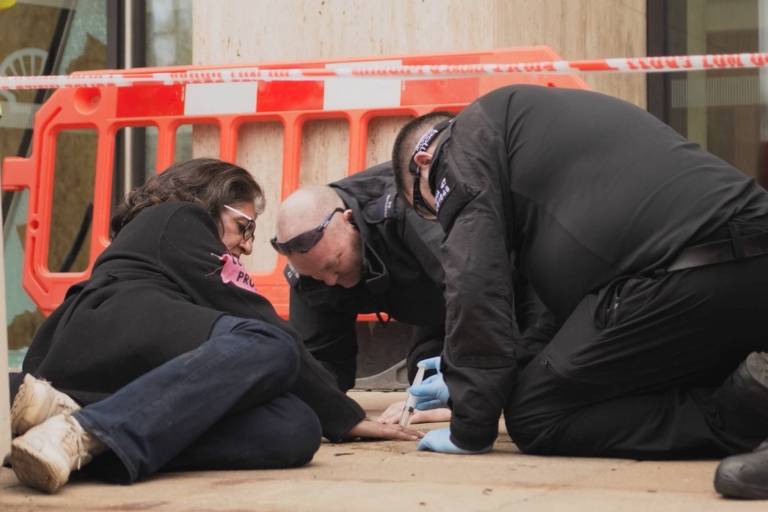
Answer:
[{"xmin": 434, "ymin": 177, "xmax": 451, "ymax": 212}]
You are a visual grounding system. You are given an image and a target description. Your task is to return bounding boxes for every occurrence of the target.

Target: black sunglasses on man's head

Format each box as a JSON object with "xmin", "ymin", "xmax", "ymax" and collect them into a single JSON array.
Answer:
[{"xmin": 270, "ymin": 208, "xmax": 345, "ymax": 255}]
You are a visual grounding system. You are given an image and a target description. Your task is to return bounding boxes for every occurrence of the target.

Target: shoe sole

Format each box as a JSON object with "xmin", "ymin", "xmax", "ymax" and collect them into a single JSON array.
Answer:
[
  {"xmin": 715, "ymin": 470, "xmax": 768, "ymax": 499},
  {"xmin": 10, "ymin": 440, "xmax": 67, "ymax": 494}
]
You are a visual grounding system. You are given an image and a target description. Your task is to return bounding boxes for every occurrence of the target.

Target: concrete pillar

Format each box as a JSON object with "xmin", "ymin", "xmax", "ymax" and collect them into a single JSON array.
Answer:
[
  {"xmin": 192, "ymin": 0, "xmax": 646, "ymax": 271},
  {"xmin": 0, "ymin": 171, "xmax": 10, "ymax": 460},
  {"xmin": 759, "ymin": 0, "xmax": 768, "ymax": 144},
  {"xmin": 686, "ymin": 0, "xmax": 708, "ymax": 149}
]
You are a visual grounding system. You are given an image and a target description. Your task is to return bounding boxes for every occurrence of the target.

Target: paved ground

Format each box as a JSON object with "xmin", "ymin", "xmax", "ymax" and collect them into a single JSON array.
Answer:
[{"xmin": 0, "ymin": 391, "xmax": 764, "ymax": 511}]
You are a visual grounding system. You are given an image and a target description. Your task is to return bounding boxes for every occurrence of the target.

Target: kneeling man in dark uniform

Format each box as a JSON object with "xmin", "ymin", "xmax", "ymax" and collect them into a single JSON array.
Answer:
[{"xmin": 393, "ymin": 85, "xmax": 768, "ymax": 499}]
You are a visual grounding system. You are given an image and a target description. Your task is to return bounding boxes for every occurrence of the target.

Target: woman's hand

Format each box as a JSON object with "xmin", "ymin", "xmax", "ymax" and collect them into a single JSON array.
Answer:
[
  {"xmin": 345, "ymin": 419, "xmax": 424, "ymax": 441},
  {"xmin": 376, "ymin": 400, "xmax": 452, "ymax": 425}
]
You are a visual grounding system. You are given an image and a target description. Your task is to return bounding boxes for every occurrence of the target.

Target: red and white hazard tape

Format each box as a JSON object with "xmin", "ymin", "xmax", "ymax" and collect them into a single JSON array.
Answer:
[{"xmin": 2, "ymin": 52, "xmax": 768, "ymax": 91}]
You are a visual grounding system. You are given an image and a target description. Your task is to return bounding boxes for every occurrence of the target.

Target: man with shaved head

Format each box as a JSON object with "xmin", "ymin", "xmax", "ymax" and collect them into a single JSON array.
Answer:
[
  {"xmin": 276, "ymin": 184, "xmax": 364, "ymax": 289},
  {"xmin": 273, "ymin": 162, "xmax": 555, "ymax": 404},
  {"xmin": 274, "ymin": 163, "xmax": 447, "ymax": 393}
]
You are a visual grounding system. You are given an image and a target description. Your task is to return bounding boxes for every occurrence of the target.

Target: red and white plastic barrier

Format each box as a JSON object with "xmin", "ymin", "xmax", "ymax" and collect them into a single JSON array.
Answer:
[
  {"xmin": 2, "ymin": 52, "xmax": 768, "ymax": 91},
  {"xmin": 5, "ymin": 46, "xmax": 590, "ymax": 316}
]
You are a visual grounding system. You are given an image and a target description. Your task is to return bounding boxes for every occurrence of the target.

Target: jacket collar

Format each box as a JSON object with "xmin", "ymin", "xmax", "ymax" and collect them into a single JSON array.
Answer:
[{"xmin": 332, "ymin": 187, "xmax": 391, "ymax": 294}]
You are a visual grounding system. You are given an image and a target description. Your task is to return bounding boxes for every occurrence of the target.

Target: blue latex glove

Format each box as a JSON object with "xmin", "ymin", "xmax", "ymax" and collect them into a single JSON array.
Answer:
[
  {"xmin": 418, "ymin": 355, "xmax": 441, "ymax": 372},
  {"xmin": 417, "ymin": 427, "xmax": 493, "ymax": 454},
  {"xmin": 410, "ymin": 356, "xmax": 449, "ymax": 410}
]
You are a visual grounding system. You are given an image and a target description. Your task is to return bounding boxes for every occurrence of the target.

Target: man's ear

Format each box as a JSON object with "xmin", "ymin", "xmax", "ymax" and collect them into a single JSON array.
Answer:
[
  {"xmin": 342, "ymin": 209, "xmax": 355, "ymax": 225},
  {"xmin": 413, "ymin": 150, "xmax": 432, "ymax": 168}
]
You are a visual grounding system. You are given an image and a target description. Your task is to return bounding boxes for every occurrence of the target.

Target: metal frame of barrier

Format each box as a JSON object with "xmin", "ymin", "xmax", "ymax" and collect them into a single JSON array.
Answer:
[{"xmin": 1, "ymin": 46, "xmax": 589, "ymax": 317}]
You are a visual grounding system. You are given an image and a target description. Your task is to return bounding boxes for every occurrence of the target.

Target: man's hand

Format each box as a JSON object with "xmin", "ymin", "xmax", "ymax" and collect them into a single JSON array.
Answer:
[
  {"xmin": 376, "ymin": 400, "xmax": 452, "ymax": 424},
  {"xmin": 345, "ymin": 419, "xmax": 424, "ymax": 441},
  {"xmin": 410, "ymin": 356, "xmax": 449, "ymax": 410},
  {"xmin": 417, "ymin": 427, "xmax": 493, "ymax": 454}
]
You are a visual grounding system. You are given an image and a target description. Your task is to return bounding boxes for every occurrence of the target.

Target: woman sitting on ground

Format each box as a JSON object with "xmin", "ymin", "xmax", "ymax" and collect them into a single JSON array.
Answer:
[{"xmin": 9, "ymin": 158, "xmax": 420, "ymax": 494}]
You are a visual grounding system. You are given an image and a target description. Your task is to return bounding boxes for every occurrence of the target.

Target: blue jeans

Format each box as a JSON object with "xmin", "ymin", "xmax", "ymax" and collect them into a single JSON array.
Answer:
[{"xmin": 71, "ymin": 315, "xmax": 321, "ymax": 483}]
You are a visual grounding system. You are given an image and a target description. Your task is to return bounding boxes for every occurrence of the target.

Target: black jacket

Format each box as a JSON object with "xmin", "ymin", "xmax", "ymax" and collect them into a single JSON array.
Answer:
[
  {"xmin": 23, "ymin": 202, "xmax": 364, "ymax": 441},
  {"xmin": 287, "ymin": 163, "xmax": 446, "ymax": 390},
  {"xmin": 431, "ymin": 85, "xmax": 768, "ymax": 450},
  {"xmin": 288, "ymin": 163, "xmax": 558, "ymax": 391}
]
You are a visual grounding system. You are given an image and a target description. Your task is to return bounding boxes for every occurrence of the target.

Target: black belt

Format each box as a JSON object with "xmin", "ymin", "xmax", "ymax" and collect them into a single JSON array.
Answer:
[{"xmin": 667, "ymin": 229, "xmax": 768, "ymax": 272}]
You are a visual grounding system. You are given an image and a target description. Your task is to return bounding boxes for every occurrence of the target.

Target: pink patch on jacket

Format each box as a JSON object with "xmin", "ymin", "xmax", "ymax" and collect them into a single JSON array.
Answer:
[{"xmin": 218, "ymin": 254, "xmax": 258, "ymax": 293}]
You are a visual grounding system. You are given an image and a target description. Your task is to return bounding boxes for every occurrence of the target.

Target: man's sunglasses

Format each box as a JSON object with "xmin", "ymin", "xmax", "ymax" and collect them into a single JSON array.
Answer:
[
  {"xmin": 408, "ymin": 119, "xmax": 453, "ymax": 218},
  {"xmin": 270, "ymin": 208, "xmax": 345, "ymax": 255},
  {"xmin": 223, "ymin": 204, "xmax": 256, "ymax": 242}
]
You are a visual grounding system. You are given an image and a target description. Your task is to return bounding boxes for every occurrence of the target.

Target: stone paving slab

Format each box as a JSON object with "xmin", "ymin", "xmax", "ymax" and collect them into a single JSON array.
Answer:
[{"xmin": 0, "ymin": 391, "xmax": 763, "ymax": 511}]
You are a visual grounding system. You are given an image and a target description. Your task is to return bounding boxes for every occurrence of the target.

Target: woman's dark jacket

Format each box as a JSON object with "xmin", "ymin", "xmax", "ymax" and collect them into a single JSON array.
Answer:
[{"xmin": 22, "ymin": 201, "xmax": 364, "ymax": 441}]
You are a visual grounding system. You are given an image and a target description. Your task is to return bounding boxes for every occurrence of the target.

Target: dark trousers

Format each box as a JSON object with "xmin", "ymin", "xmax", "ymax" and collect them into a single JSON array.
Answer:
[
  {"xmin": 65, "ymin": 315, "xmax": 321, "ymax": 483},
  {"xmin": 505, "ymin": 252, "xmax": 768, "ymax": 459}
]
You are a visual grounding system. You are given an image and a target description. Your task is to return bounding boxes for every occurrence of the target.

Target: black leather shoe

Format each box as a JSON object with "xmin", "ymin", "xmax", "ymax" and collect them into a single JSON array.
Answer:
[
  {"xmin": 715, "ymin": 441, "xmax": 768, "ymax": 499},
  {"xmin": 714, "ymin": 352, "xmax": 768, "ymax": 499}
]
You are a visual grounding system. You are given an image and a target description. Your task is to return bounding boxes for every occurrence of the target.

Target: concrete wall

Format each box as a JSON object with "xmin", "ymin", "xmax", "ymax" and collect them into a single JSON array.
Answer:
[
  {"xmin": 0, "ymin": 203, "xmax": 10, "ymax": 460},
  {"xmin": 193, "ymin": 0, "xmax": 646, "ymax": 271}
]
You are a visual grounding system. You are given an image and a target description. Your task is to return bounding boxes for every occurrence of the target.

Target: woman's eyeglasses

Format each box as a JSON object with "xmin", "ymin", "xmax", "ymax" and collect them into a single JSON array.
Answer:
[
  {"xmin": 270, "ymin": 208, "xmax": 345, "ymax": 255},
  {"xmin": 223, "ymin": 204, "xmax": 256, "ymax": 242}
]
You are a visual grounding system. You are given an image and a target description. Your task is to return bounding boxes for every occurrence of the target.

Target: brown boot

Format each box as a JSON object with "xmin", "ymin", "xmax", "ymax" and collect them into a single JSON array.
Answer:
[
  {"xmin": 11, "ymin": 374, "xmax": 80, "ymax": 436},
  {"xmin": 11, "ymin": 414, "xmax": 105, "ymax": 493}
]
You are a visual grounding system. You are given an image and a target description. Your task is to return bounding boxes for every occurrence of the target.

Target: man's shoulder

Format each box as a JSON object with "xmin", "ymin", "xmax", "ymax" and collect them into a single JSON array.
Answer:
[
  {"xmin": 330, "ymin": 162, "xmax": 396, "ymax": 209},
  {"xmin": 361, "ymin": 192, "xmax": 399, "ymax": 225},
  {"xmin": 330, "ymin": 162, "xmax": 405, "ymax": 240}
]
